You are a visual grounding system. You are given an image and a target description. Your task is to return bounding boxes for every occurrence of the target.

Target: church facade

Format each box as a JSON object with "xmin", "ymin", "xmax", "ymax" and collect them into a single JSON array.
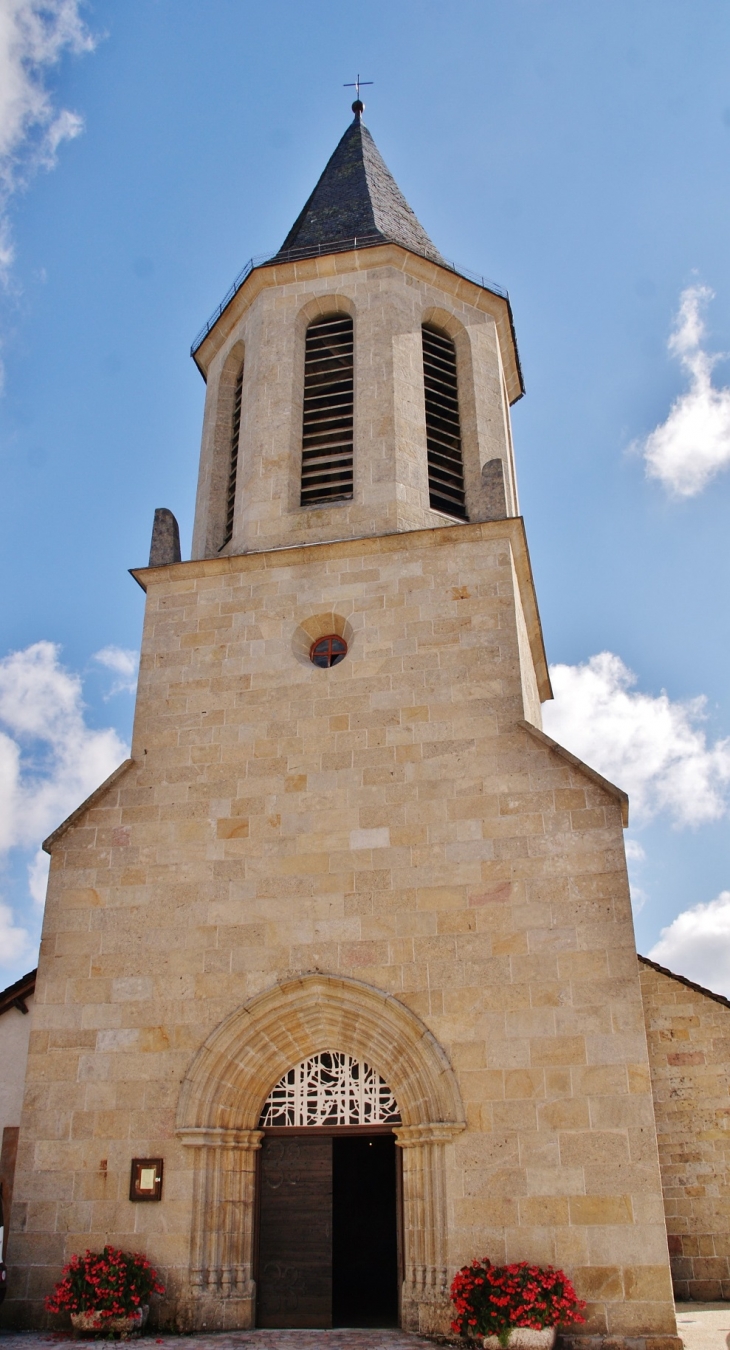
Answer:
[{"xmin": 4, "ymin": 107, "xmax": 688, "ymax": 1346}]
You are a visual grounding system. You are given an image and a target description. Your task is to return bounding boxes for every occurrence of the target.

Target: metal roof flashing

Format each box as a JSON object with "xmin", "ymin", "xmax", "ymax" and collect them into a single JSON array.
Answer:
[{"xmin": 191, "ymin": 243, "xmax": 523, "ymax": 401}]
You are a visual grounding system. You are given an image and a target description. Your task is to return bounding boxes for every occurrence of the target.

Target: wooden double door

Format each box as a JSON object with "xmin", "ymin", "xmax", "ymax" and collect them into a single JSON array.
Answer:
[{"xmin": 256, "ymin": 1131, "xmax": 400, "ymax": 1328}]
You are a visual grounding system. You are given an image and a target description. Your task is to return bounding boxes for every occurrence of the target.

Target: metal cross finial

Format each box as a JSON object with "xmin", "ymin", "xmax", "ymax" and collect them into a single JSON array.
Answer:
[{"xmin": 344, "ymin": 74, "xmax": 373, "ymax": 108}]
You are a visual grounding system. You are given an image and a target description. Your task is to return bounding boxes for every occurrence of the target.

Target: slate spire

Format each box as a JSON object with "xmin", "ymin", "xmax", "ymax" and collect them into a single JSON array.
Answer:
[{"xmin": 277, "ymin": 104, "xmax": 443, "ymax": 265}]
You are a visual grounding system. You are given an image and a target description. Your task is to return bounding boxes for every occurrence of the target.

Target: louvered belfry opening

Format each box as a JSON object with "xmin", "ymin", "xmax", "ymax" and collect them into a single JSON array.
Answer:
[
  {"xmin": 422, "ymin": 324, "xmax": 467, "ymax": 520},
  {"xmin": 221, "ymin": 364, "xmax": 243, "ymax": 548},
  {"xmin": 301, "ymin": 314, "xmax": 354, "ymax": 506}
]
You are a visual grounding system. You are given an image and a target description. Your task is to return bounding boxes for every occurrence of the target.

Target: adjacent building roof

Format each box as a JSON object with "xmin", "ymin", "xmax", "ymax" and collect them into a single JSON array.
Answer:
[
  {"xmin": 43, "ymin": 758, "xmax": 133, "ymax": 854},
  {"xmin": 638, "ymin": 953, "xmax": 730, "ymax": 1011},
  {"xmin": 0, "ymin": 969, "xmax": 36, "ymax": 1017},
  {"xmin": 517, "ymin": 719, "xmax": 627, "ymax": 825},
  {"xmin": 276, "ymin": 106, "xmax": 443, "ymax": 266}
]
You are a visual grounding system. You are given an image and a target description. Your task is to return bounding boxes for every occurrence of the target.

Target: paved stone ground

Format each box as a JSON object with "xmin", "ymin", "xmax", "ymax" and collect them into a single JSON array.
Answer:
[
  {"xmin": 0, "ymin": 1331, "xmax": 445, "ymax": 1349},
  {"xmin": 675, "ymin": 1305, "xmax": 730, "ymax": 1350},
  {"xmin": 2, "ymin": 1310, "xmax": 729, "ymax": 1350}
]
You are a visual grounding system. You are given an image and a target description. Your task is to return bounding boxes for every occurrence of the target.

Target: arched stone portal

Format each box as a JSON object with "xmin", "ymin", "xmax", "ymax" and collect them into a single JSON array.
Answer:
[{"xmin": 176, "ymin": 973, "xmax": 465, "ymax": 1333}]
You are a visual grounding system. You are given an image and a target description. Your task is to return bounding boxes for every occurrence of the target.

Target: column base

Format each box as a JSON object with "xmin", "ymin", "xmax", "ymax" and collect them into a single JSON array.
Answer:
[
  {"xmin": 171, "ymin": 1294, "xmax": 255, "ymax": 1332},
  {"xmin": 401, "ymin": 1289, "xmax": 453, "ymax": 1337}
]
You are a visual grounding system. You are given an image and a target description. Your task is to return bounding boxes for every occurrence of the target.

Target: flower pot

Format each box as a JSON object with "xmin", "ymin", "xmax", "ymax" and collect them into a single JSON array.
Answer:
[
  {"xmin": 70, "ymin": 1305, "xmax": 149, "ymax": 1338},
  {"xmin": 484, "ymin": 1329, "xmax": 557, "ymax": 1350}
]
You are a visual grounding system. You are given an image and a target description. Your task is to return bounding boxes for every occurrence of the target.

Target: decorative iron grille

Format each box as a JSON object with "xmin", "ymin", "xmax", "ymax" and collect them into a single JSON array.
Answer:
[
  {"xmin": 259, "ymin": 1051, "xmax": 401, "ymax": 1127},
  {"xmin": 422, "ymin": 324, "xmax": 467, "ymax": 519},
  {"xmin": 221, "ymin": 363, "xmax": 243, "ymax": 548},
  {"xmin": 300, "ymin": 315, "xmax": 354, "ymax": 506}
]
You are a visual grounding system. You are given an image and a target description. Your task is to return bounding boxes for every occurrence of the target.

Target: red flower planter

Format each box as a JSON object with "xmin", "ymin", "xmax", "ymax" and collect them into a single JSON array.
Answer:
[
  {"xmin": 450, "ymin": 1259, "xmax": 585, "ymax": 1344},
  {"xmin": 46, "ymin": 1246, "xmax": 164, "ymax": 1336}
]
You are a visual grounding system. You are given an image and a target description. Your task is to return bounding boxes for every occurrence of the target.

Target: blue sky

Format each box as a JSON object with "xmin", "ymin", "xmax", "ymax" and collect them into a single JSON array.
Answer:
[{"xmin": 0, "ymin": 0, "xmax": 729, "ymax": 989}]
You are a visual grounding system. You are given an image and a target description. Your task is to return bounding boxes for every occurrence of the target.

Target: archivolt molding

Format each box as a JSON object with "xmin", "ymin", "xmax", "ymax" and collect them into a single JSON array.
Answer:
[
  {"xmin": 175, "ymin": 974, "xmax": 463, "ymax": 1332},
  {"xmin": 176, "ymin": 972, "xmax": 464, "ymax": 1133},
  {"xmin": 421, "ymin": 303, "xmax": 470, "ymax": 344},
  {"xmin": 295, "ymin": 291, "xmax": 356, "ymax": 333}
]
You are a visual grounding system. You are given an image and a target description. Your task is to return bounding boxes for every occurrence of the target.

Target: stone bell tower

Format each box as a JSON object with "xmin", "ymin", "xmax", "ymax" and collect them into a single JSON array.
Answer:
[
  {"xmin": 190, "ymin": 100, "xmax": 522, "ymax": 560},
  {"xmin": 6, "ymin": 103, "xmax": 681, "ymax": 1350}
]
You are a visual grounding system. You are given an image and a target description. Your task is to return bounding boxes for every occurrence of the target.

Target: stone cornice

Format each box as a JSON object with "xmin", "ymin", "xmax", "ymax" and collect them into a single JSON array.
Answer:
[
  {"xmin": 192, "ymin": 242, "xmax": 523, "ymax": 404},
  {"xmin": 131, "ymin": 516, "xmax": 552, "ymax": 703}
]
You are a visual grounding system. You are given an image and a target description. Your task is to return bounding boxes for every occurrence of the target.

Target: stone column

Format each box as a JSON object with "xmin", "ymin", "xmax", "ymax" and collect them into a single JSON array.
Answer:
[
  {"xmin": 395, "ymin": 1121, "xmax": 465, "ymax": 1335},
  {"xmin": 178, "ymin": 1127, "xmax": 263, "ymax": 1329}
]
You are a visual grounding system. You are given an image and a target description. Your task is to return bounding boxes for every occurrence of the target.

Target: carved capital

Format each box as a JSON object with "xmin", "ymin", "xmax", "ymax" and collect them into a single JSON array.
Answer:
[
  {"xmin": 394, "ymin": 1121, "xmax": 465, "ymax": 1148},
  {"xmin": 177, "ymin": 1127, "xmax": 264, "ymax": 1150}
]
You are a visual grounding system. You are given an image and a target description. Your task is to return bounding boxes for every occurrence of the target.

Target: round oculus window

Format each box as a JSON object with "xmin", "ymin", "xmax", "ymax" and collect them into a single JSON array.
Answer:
[{"xmin": 310, "ymin": 635, "xmax": 347, "ymax": 668}]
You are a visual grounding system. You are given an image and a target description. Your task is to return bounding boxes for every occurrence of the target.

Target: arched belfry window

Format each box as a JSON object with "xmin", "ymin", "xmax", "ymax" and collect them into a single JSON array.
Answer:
[
  {"xmin": 259, "ymin": 1051, "xmax": 401, "ymax": 1127},
  {"xmin": 221, "ymin": 362, "xmax": 243, "ymax": 549},
  {"xmin": 422, "ymin": 324, "xmax": 467, "ymax": 520},
  {"xmin": 301, "ymin": 315, "xmax": 354, "ymax": 506}
]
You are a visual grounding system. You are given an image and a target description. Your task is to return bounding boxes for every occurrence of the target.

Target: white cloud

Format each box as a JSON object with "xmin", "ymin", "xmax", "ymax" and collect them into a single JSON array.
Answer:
[
  {"xmin": 623, "ymin": 839, "xmax": 648, "ymax": 914},
  {"xmin": 27, "ymin": 845, "xmax": 49, "ymax": 904},
  {"xmin": 649, "ymin": 891, "xmax": 730, "ymax": 997},
  {"xmin": 638, "ymin": 284, "xmax": 730, "ymax": 496},
  {"xmin": 0, "ymin": 640, "xmax": 128, "ymax": 971},
  {"xmin": 543, "ymin": 652, "xmax": 730, "ymax": 828},
  {"xmin": 0, "ymin": 640, "xmax": 128, "ymax": 856},
  {"xmin": 93, "ymin": 646, "xmax": 139, "ymax": 697},
  {"xmin": 629, "ymin": 885, "xmax": 648, "ymax": 915},
  {"xmin": 0, "ymin": 898, "xmax": 32, "ymax": 968},
  {"xmin": 0, "ymin": 0, "xmax": 94, "ymax": 278},
  {"xmin": 42, "ymin": 105, "xmax": 83, "ymax": 163}
]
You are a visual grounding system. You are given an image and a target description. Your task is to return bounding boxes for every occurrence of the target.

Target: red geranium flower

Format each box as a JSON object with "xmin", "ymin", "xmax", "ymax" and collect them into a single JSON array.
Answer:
[
  {"xmin": 450, "ymin": 1259, "xmax": 585, "ymax": 1342},
  {"xmin": 45, "ymin": 1246, "xmax": 165, "ymax": 1327}
]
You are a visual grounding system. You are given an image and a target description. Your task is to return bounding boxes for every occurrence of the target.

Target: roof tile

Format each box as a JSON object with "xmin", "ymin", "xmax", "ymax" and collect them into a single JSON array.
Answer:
[{"xmin": 277, "ymin": 111, "xmax": 443, "ymax": 265}]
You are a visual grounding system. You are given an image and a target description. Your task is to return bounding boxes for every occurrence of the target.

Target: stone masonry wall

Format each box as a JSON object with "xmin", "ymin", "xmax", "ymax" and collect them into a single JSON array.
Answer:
[
  {"xmin": 5, "ymin": 520, "xmax": 677, "ymax": 1343},
  {"xmin": 640, "ymin": 955, "xmax": 730, "ymax": 1300}
]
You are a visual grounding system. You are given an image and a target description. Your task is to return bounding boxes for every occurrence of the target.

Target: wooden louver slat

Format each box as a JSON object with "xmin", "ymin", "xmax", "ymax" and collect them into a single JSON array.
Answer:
[
  {"xmin": 301, "ymin": 315, "xmax": 354, "ymax": 506},
  {"xmin": 221, "ymin": 364, "xmax": 243, "ymax": 547},
  {"xmin": 422, "ymin": 324, "xmax": 467, "ymax": 519}
]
